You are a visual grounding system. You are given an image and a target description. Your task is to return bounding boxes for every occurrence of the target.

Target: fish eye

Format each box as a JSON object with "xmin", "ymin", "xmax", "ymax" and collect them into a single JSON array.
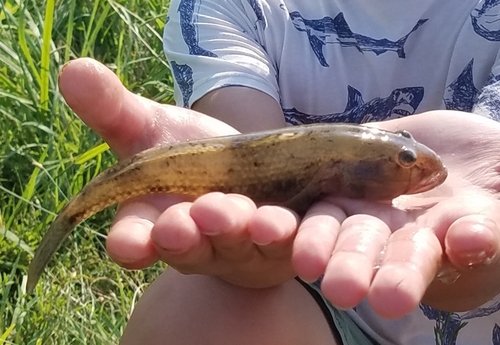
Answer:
[
  {"xmin": 398, "ymin": 148, "xmax": 417, "ymax": 167},
  {"xmin": 396, "ymin": 130, "xmax": 413, "ymax": 140}
]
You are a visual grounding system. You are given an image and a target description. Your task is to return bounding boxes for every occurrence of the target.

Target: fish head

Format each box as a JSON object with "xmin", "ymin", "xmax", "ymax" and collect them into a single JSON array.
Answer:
[
  {"xmin": 328, "ymin": 128, "xmax": 447, "ymax": 200},
  {"xmin": 401, "ymin": 137, "xmax": 448, "ymax": 195}
]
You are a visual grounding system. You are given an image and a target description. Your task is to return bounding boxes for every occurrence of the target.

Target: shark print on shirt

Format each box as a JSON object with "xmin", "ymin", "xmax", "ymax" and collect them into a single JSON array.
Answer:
[
  {"xmin": 289, "ymin": 11, "xmax": 427, "ymax": 67},
  {"xmin": 494, "ymin": 324, "xmax": 500, "ymax": 344},
  {"xmin": 170, "ymin": 61, "xmax": 194, "ymax": 107},
  {"xmin": 247, "ymin": 0, "xmax": 267, "ymax": 29},
  {"xmin": 420, "ymin": 302, "xmax": 500, "ymax": 345},
  {"xmin": 178, "ymin": 0, "xmax": 218, "ymax": 56},
  {"xmin": 471, "ymin": 0, "xmax": 500, "ymax": 41},
  {"xmin": 283, "ymin": 85, "xmax": 424, "ymax": 125},
  {"xmin": 444, "ymin": 59, "xmax": 479, "ymax": 111}
]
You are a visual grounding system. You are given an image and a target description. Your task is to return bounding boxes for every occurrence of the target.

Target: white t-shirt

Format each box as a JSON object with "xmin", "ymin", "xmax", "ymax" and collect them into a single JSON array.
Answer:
[{"xmin": 163, "ymin": 0, "xmax": 500, "ymax": 343}]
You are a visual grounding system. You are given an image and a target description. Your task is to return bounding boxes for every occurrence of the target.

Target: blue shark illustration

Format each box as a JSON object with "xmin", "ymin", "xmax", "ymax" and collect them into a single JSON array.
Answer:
[
  {"xmin": 460, "ymin": 301, "xmax": 500, "ymax": 319},
  {"xmin": 178, "ymin": 0, "xmax": 217, "ymax": 57},
  {"xmin": 247, "ymin": 0, "xmax": 267, "ymax": 29},
  {"xmin": 471, "ymin": 0, "xmax": 500, "ymax": 41},
  {"xmin": 289, "ymin": 11, "xmax": 428, "ymax": 67},
  {"xmin": 283, "ymin": 85, "xmax": 424, "ymax": 125},
  {"xmin": 170, "ymin": 61, "xmax": 194, "ymax": 107},
  {"xmin": 475, "ymin": 73, "xmax": 500, "ymax": 121},
  {"xmin": 444, "ymin": 59, "xmax": 479, "ymax": 112},
  {"xmin": 421, "ymin": 301, "xmax": 500, "ymax": 345},
  {"xmin": 420, "ymin": 304, "xmax": 466, "ymax": 345},
  {"xmin": 494, "ymin": 324, "xmax": 500, "ymax": 345}
]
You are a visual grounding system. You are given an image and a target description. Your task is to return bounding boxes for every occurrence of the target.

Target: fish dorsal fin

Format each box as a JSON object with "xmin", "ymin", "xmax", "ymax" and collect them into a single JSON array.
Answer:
[{"xmin": 344, "ymin": 85, "xmax": 364, "ymax": 112}]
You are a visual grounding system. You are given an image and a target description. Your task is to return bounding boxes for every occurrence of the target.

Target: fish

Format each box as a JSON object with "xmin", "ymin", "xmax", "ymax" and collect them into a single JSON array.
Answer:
[{"xmin": 27, "ymin": 123, "xmax": 447, "ymax": 292}]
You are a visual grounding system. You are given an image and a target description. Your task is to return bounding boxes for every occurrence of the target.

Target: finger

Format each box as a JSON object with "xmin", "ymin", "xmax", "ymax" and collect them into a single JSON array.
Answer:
[
  {"xmin": 58, "ymin": 58, "xmax": 156, "ymax": 157},
  {"xmin": 58, "ymin": 58, "xmax": 239, "ymax": 159},
  {"xmin": 248, "ymin": 206, "xmax": 298, "ymax": 246},
  {"xmin": 190, "ymin": 193, "xmax": 257, "ymax": 237},
  {"xmin": 367, "ymin": 226, "xmax": 442, "ymax": 319},
  {"xmin": 189, "ymin": 193, "xmax": 259, "ymax": 262},
  {"xmin": 151, "ymin": 202, "xmax": 215, "ymax": 274},
  {"xmin": 445, "ymin": 215, "xmax": 500, "ymax": 269},
  {"xmin": 107, "ymin": 199, "xmax": 162, "ymax": 269},
  {"xmin": 411, "ymin": 194, "xmax": 500, "ymax": 268},
  {"xmin": 106, "ymin": 193, "xmax": 190, "ymax": 268},
  {"xmin": 321, "ymin": 215, "xmax": 391, "ymax": 310},
  {"xmin": 247, "ymin": 205, "xmax": 298, "ymax": 259},
  {"xmin": 292, "ymin": 201, "xmax": 345, "ymax": 282}
]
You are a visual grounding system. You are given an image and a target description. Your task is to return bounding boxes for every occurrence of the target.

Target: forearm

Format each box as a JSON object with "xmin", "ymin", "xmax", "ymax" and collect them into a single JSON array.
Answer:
[{"xmin": 192, "ymin": 86, "xmax": 287, "ymax": 133}]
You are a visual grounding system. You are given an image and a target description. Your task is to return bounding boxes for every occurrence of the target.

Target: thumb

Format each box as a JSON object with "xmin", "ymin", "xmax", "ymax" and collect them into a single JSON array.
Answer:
[{"xmin": 58, "ymin": 58, "xmax": 238, "ymax": 159}]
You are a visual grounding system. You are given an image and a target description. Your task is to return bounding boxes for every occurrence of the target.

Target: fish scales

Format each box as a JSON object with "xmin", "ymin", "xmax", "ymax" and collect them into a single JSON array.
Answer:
[{"xmin": 27, "ymin": 123, "xmax": 447, "ymax": 292}]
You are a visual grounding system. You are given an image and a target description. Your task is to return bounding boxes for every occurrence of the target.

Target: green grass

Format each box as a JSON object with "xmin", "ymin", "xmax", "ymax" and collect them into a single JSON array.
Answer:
[{"xmin": 0, "ymin": 0, "xmax": 173, "ymax": 343}]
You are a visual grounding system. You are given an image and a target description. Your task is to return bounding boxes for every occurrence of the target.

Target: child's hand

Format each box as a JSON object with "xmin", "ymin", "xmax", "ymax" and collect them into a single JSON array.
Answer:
[
  {"xmin": 60, "ymin": 58, "xmax": 500, "ymax": 320},
  {"xmin": 58, "ymin": 58, "xmax": 301, "ymax": 287},
  {"xmin": 293, "ymin": 112, "xmax": 500, "ymax": 317}
]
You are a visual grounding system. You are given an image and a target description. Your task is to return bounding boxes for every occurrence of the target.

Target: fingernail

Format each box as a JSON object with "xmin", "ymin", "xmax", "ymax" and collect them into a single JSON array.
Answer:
[
  {"xmin": 58, "ymin": 60, "xmax": 72, "ymax": 80},
  {"xmin": 228, "ymin": 194, "xmax": 256, "ymax": 211},
  {"xmin": 451, "ymin": 217, "xmax": 498, "ymax": 267}
]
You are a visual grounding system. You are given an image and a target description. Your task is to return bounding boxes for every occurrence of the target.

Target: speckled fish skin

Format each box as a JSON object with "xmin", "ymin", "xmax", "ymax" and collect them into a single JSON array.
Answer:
[{"xmin": 27, "ymin": 123, "xmax": 447, "ymax": 292}]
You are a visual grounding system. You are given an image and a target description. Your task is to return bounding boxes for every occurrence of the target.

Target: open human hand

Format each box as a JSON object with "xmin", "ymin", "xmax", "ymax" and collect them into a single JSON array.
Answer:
[
  {"xmin": 292, "ymin": 112, "xmax": 500, "ymax": 317},
  {"xmin": 60, "ymin": 58, "xmax": 500, "ymax": 320},
  {"xmin": 58, "ymin": 58, "xmax": 298, "ymax": 287}
]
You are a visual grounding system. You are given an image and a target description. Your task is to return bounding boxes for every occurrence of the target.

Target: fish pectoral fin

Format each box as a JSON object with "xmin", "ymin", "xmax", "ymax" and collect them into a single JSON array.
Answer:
[
  {"xmin": 282, "ymin": 164, "xmax": 343, "ymax": 216},
  {"xmin": 282, "ymin": 187, "xmax": 319, "ymax": 216}
]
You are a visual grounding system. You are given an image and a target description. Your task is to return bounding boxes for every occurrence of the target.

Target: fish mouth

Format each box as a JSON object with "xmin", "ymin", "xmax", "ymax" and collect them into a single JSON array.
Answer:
[{"xmin": 409, "ymin": 165, "xmax": 448, "ymax": 195}]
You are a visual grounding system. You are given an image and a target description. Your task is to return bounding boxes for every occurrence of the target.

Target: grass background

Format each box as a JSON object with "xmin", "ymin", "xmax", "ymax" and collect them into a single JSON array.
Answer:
[{"xmin": 0, "ymin": 0, "xmax": 173, "ymax": 343}]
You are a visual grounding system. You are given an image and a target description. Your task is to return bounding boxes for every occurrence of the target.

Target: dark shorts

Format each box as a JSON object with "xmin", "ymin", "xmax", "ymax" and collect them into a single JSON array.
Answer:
[{"xmin": 297, "ymin": 279, "xmax": 376, "ymax": 345}]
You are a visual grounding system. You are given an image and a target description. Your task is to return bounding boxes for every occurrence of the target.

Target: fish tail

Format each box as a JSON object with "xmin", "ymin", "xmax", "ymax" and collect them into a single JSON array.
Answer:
[{"xmin": 27, "ymin": 213, "xmax": 78, "ymax": 293}]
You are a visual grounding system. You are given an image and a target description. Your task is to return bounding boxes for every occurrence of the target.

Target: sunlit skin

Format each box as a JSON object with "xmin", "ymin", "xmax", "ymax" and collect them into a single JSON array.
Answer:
[{"xmin": 54, "ymin": 59, "xmax": 500, "ymax": 341}]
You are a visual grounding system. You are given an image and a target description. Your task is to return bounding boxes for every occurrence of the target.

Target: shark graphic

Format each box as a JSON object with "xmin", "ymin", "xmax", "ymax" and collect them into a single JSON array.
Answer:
[
  {"xmin": 289, "ymin": 11, "xmax": 428, "ymax": 67},
  {"xmin": 471, "ymin": 0, "xmax": 500, "ymax": 41},
  {"xmin": 494, "ymin": 324, "xmax": 500, "ymax": 345},
  {"xmin": 247, "ymin": 0, "xmax": 267, "ymax": 29},
  {"xmin": 283, "ymin": 85, "xmax": 424, "ymax": 125},
  {"xmin": 444, "ymin": 59, "xmax": 479, "ymax": 112},
  {"xmin": 170, "ymin": 61, "xmax": 194, "ymax": 107},
  {"xmin": 420, "ymin": 304, "xmax": 466, "ymax": 345},
  {"xmin": 474, "ymin": 73, "xmax": 500, "ymax": 121},
  {"xmin": 460, "ymin": 301, "xmax": 500, "ymax": 319},
  {"xmin": 421, "ymin": 301, "xmax": 500, "ymax": 345},
  {"xmin": 178, "ymin": 0, "xmax": 217, "ymax": 57}
]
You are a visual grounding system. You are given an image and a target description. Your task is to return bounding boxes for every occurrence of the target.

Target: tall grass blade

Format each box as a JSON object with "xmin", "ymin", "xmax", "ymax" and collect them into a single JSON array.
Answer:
[{"xmin": 40, "ymin": 0, "xmax": 55, "ymax": 111}]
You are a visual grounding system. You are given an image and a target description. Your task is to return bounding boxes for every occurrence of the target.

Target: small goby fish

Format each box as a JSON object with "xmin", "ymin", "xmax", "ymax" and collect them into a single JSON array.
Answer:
[{"xmin": 27, "ymin": 124, "xmax": 447, "ymax": 292}]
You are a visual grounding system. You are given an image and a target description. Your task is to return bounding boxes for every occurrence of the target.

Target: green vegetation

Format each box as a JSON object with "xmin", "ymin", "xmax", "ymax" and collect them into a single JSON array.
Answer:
[{"xmin": 0, "ymin": 0, "xmax": 173, "ymax": 343}]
